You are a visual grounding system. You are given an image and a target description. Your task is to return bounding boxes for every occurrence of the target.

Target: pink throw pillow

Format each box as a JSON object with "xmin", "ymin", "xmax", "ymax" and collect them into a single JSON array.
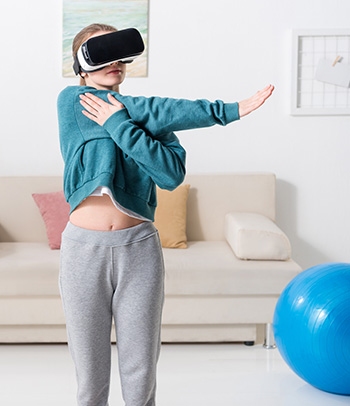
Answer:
[{"xmin": 32, "ymin": 191, "xmax": 70, "ymax": 250}]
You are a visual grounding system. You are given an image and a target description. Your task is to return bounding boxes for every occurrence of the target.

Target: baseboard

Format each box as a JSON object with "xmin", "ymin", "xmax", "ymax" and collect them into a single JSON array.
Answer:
[
  {"xmin": 161, "ymin": 324, "xmax": 257, "ymax": 342},
  {"xmin": 0, "ymin": 324, "xmax": 262, "ymax": 344},
  {"xmin": 0, "ymin": 325, "xmax": 68, "ymax": 343}
]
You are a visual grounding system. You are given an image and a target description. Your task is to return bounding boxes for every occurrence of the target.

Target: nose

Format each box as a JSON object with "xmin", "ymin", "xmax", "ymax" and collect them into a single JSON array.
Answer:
[{"xmin": 110, "ymin": 61, "xmax": 120, "ymax": 66}]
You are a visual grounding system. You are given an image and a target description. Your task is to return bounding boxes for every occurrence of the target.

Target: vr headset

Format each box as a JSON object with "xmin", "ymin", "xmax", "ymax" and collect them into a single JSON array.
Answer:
[{"xmin": 73, "ymin": 28, "xmax": 144, "ymax": 76}]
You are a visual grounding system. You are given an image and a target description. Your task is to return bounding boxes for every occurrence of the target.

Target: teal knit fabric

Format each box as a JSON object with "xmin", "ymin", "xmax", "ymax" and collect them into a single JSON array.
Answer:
[{"xmin": 57, "ymin": 86, "xmax": 240, "ymax": 220}]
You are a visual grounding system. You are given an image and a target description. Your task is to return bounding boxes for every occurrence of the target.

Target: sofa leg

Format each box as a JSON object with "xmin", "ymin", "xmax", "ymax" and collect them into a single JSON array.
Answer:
[
  {"xmin": 263, "ymin": 323, "xmax": 276, "ymax": 349},
  {"xmin": 244, "ymin": 341, "xmax": 255, "ymax": 346}
]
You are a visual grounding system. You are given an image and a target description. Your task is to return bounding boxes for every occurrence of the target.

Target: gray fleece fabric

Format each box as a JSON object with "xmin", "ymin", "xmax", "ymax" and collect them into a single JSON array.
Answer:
[{"xmin": 59, "ymin": 221, "xmax": 165, "ymax": 406}]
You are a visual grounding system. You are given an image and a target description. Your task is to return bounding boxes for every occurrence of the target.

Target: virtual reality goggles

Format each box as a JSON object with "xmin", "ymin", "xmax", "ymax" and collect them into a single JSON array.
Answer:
[{"xmin": 73, "ymin": 28, "xmax": 144, "ymax": 76}]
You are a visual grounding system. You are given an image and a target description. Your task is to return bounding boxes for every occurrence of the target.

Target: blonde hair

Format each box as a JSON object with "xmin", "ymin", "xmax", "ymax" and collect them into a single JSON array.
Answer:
[{"xmin": 72, "ymin": 23, "xmax": 120, "ymax": 92}]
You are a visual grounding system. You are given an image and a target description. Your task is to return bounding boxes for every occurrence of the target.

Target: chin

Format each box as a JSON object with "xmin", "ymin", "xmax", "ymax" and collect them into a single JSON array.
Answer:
[{"xmin": 109, "ymin": 78, "xmax": 124, "ymax": 86}]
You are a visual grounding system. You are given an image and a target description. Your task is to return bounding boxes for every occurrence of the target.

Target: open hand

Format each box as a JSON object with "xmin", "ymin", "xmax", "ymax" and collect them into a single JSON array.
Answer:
[
  {"xmin": 80, "ymin": 93, "xmax": 125, "ymax": 126},
  {"xmin": 238, "ymin": 85, "xmax": 275, "ymax": 118}
]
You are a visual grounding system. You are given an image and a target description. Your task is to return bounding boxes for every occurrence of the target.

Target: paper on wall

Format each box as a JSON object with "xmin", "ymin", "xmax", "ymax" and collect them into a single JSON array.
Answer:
[{"xmin": 315, "ymin": 58, "xmax": 350, "ymax": 88}]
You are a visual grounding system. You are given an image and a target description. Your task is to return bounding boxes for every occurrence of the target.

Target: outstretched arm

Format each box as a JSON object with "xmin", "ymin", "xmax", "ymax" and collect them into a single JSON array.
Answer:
[{"xmin": 79, "ymin": 84, "xmax": 274, "ymax": 136}]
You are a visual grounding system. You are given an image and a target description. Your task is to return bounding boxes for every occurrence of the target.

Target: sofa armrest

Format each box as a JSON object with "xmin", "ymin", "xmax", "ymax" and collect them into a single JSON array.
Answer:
[{"xmin": 224, "ymin": 212, "xmax": 291, "ymax": 261}]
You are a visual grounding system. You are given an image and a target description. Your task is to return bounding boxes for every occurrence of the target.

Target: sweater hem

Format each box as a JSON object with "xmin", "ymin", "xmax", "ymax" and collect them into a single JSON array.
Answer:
[{"xmin": 67, "ymin": 172, "xmax": 156, "ymax": 221}]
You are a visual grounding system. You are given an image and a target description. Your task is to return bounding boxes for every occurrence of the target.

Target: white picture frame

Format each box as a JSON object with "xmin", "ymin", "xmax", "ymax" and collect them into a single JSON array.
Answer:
[{"xmin": 291, "ymin": 29, "xmax": 350, "ymax": 116}]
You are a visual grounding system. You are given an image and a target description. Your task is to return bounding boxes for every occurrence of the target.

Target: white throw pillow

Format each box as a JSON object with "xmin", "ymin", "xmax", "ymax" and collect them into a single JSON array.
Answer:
[{"xmin": 224, "ymin": 212, "xmax": 291, "ymax": 261}]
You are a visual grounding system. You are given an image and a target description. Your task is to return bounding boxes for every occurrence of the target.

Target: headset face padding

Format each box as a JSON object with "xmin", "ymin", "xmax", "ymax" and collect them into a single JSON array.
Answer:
[{"xmin": 73, "ymin": 28, "xmax": 145, "ymax": 75}]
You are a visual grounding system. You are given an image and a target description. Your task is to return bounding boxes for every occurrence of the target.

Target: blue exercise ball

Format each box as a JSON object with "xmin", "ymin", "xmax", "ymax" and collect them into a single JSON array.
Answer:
[{"xmin": 273, "ymin": 262, "xmax": 350, "ymax": 395}]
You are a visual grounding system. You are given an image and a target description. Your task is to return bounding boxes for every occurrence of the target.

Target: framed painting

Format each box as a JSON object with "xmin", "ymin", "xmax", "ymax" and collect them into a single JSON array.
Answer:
[{"xmin": 62, "ymin": 0, "xmax": 149, "ymax": 78}]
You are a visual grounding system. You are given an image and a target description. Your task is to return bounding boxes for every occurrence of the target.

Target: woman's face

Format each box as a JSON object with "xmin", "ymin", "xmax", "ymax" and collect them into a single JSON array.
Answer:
[{"xmin": 81, "ymin": 31, "xmax": 127, "ymax": 91}]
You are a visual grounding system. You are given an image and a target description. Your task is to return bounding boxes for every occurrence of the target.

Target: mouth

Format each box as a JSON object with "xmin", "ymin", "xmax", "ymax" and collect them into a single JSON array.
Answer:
[{"xmin": 107, "ymin": 69, "xmax": 122, "ymax": 75}]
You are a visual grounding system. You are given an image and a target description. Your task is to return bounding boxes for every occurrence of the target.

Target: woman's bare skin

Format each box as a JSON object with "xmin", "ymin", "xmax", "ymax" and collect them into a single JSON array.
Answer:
[{"xmin": 70, "ymin": 194, "xmax": 145, "ymax": 231}]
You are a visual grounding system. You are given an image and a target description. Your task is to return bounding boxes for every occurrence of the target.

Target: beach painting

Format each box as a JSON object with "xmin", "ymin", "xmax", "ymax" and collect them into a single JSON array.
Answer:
[{"xmin": 62, "ymin": 0, "xmax": 149, "ymax": 77}]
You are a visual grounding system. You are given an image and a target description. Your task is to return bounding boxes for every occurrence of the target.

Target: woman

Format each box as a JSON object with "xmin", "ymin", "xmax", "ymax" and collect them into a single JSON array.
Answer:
[{"xmin": 58, "ymin": 23, "xmax": 274, "ymax": 406}]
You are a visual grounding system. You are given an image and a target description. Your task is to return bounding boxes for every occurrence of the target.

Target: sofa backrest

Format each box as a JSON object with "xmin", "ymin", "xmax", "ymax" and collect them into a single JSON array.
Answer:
[
  {"xmin": 0, "ymin": 173, "xmax": 275, "ymax": 242},
  {"xmin": 184, "ymin": 173, "xmax": 276, "ymax": 241},
  {"xmin": 0, "ymin": 177, "xmax": 64, "ymax": 243}
]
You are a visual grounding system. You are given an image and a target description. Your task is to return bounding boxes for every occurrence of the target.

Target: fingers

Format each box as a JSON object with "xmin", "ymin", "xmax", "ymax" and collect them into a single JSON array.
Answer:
[
  {"xmin": 238, "ymin": 84, "xmax": 275, "ymax": 118},
  {"xmin": 261, "ymin": 84, "xmax": 274, "ymax": 97},
  {"xmin": 79, "ymin": 91, "xmax": 125, "ymax": 125},
  {"xmin": 81, "ymin": 109, "xmax": 99, "ymax": 123},
  {"xmin": 262, "ymin": 84, "xmax": 274, "ymax": 92},
  {"xmin": 82, "ymin": 93, "xmax": 104, "ymax": 107},
  {"xmin": 80, "ymin": 100, "xmax": 98, "ymax": 117},
  {"xmin": 79, "ymin": 93, "xmax": 124, "ymax": 115},
  {"xmin": 107, "ymin": 93, "xmax": 124, "ymax": 108},
  {"xmin": 254, "ymin": 85, "xmax": 274, "ymax": 105},
  {"xmin": 79, "ymin": 93, "xmax": 104, "ymax": 114},
  {"xmin": 257, "ymin": 84, "xmax": 274, "ymax": 95},
  {"xmin": 256, "ymin": 85, "xmax": 274, "ymax": 100}
]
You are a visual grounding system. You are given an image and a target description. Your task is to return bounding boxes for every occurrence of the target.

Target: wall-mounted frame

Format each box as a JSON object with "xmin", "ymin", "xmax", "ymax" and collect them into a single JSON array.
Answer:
[{"xmin": 291, "ymin": 29, "xmax": 350, "ymax": 116}]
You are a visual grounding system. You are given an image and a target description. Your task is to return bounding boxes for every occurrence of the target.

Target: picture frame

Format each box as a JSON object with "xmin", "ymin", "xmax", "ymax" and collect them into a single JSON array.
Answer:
[{"xmin": 291, "ymin": 29, "xmax": 350, "ymax": 116}]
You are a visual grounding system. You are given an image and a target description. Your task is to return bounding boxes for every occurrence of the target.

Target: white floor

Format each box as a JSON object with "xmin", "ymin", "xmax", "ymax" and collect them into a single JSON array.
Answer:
[{"xmin": 0, "ymin": 343, "xmax": 348, "ymax": 406}]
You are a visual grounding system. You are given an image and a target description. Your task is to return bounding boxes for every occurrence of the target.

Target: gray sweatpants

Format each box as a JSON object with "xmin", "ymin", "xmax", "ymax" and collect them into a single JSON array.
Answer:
[{"xmin": 59, "ymin": 221, "xmax": 165, "ymax": 406}]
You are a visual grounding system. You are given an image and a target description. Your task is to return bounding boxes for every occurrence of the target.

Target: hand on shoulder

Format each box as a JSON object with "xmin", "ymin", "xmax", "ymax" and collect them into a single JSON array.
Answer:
[{"xmin": 80, "ymin": 92, "xmax": 125, "ymax": 126}]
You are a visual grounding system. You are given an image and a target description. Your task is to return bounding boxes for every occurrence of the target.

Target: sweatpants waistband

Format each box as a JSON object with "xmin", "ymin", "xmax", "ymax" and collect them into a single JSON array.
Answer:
[{"xmin": 62, "ymin": 221, "xmax": 158, "ymax": 247}]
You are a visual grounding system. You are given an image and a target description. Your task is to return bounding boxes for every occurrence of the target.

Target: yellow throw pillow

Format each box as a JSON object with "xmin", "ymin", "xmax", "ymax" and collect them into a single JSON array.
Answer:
[{"xmin": 154, "ymin": 184, "xmax": 190, "ymax": 248}]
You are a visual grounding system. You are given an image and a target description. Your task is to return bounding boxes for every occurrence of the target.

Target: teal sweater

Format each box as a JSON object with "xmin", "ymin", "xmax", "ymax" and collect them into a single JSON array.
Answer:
[{"xmin": 57, "ymin": 86, "xmax": 240, "ymax": 220}]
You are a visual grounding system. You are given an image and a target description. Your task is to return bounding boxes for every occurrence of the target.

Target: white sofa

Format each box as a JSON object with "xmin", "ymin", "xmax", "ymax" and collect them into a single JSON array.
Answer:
[{"xmin": 0, "ymin": 173, "xmax": 302, "ymax": 345}]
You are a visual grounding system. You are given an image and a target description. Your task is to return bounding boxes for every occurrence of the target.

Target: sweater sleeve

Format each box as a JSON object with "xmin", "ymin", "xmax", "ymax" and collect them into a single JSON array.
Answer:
[
  {"xmin": 103, "ymin": 109, "xmax": 186, "ymax": 191},
  {"xmin": 119, "ymin": 94, "xmax": 240, "ymax": 136}
]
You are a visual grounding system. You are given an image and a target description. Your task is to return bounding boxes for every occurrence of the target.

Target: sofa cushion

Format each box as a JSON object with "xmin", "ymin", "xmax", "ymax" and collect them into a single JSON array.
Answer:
[
  {"xmin": 32, "ymin": 191, "xmax": 70, "ymax": 249},
  {"xmin": 154, "ymin": 184, "xmax": 190, "ymax": 248},
  {"xmin": 163, "ymin": 241, "xmax": 301, "ymax": 295},
  {"xmin": 0, "ymin": 243, "xmax": 61, "ymax": 295},
  {"xmin": 0, "ymin": 241, "xmax": 301, "ymax": 297},
  {"xmin": 224, "ymin": 212, "xmax": 291, "ymax": 260}
]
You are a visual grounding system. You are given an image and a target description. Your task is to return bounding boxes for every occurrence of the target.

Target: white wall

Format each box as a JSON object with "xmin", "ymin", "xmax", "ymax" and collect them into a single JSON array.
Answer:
[{"xmin": 1, "ymin": 0, "xmax": 350, "ymax": 269}]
